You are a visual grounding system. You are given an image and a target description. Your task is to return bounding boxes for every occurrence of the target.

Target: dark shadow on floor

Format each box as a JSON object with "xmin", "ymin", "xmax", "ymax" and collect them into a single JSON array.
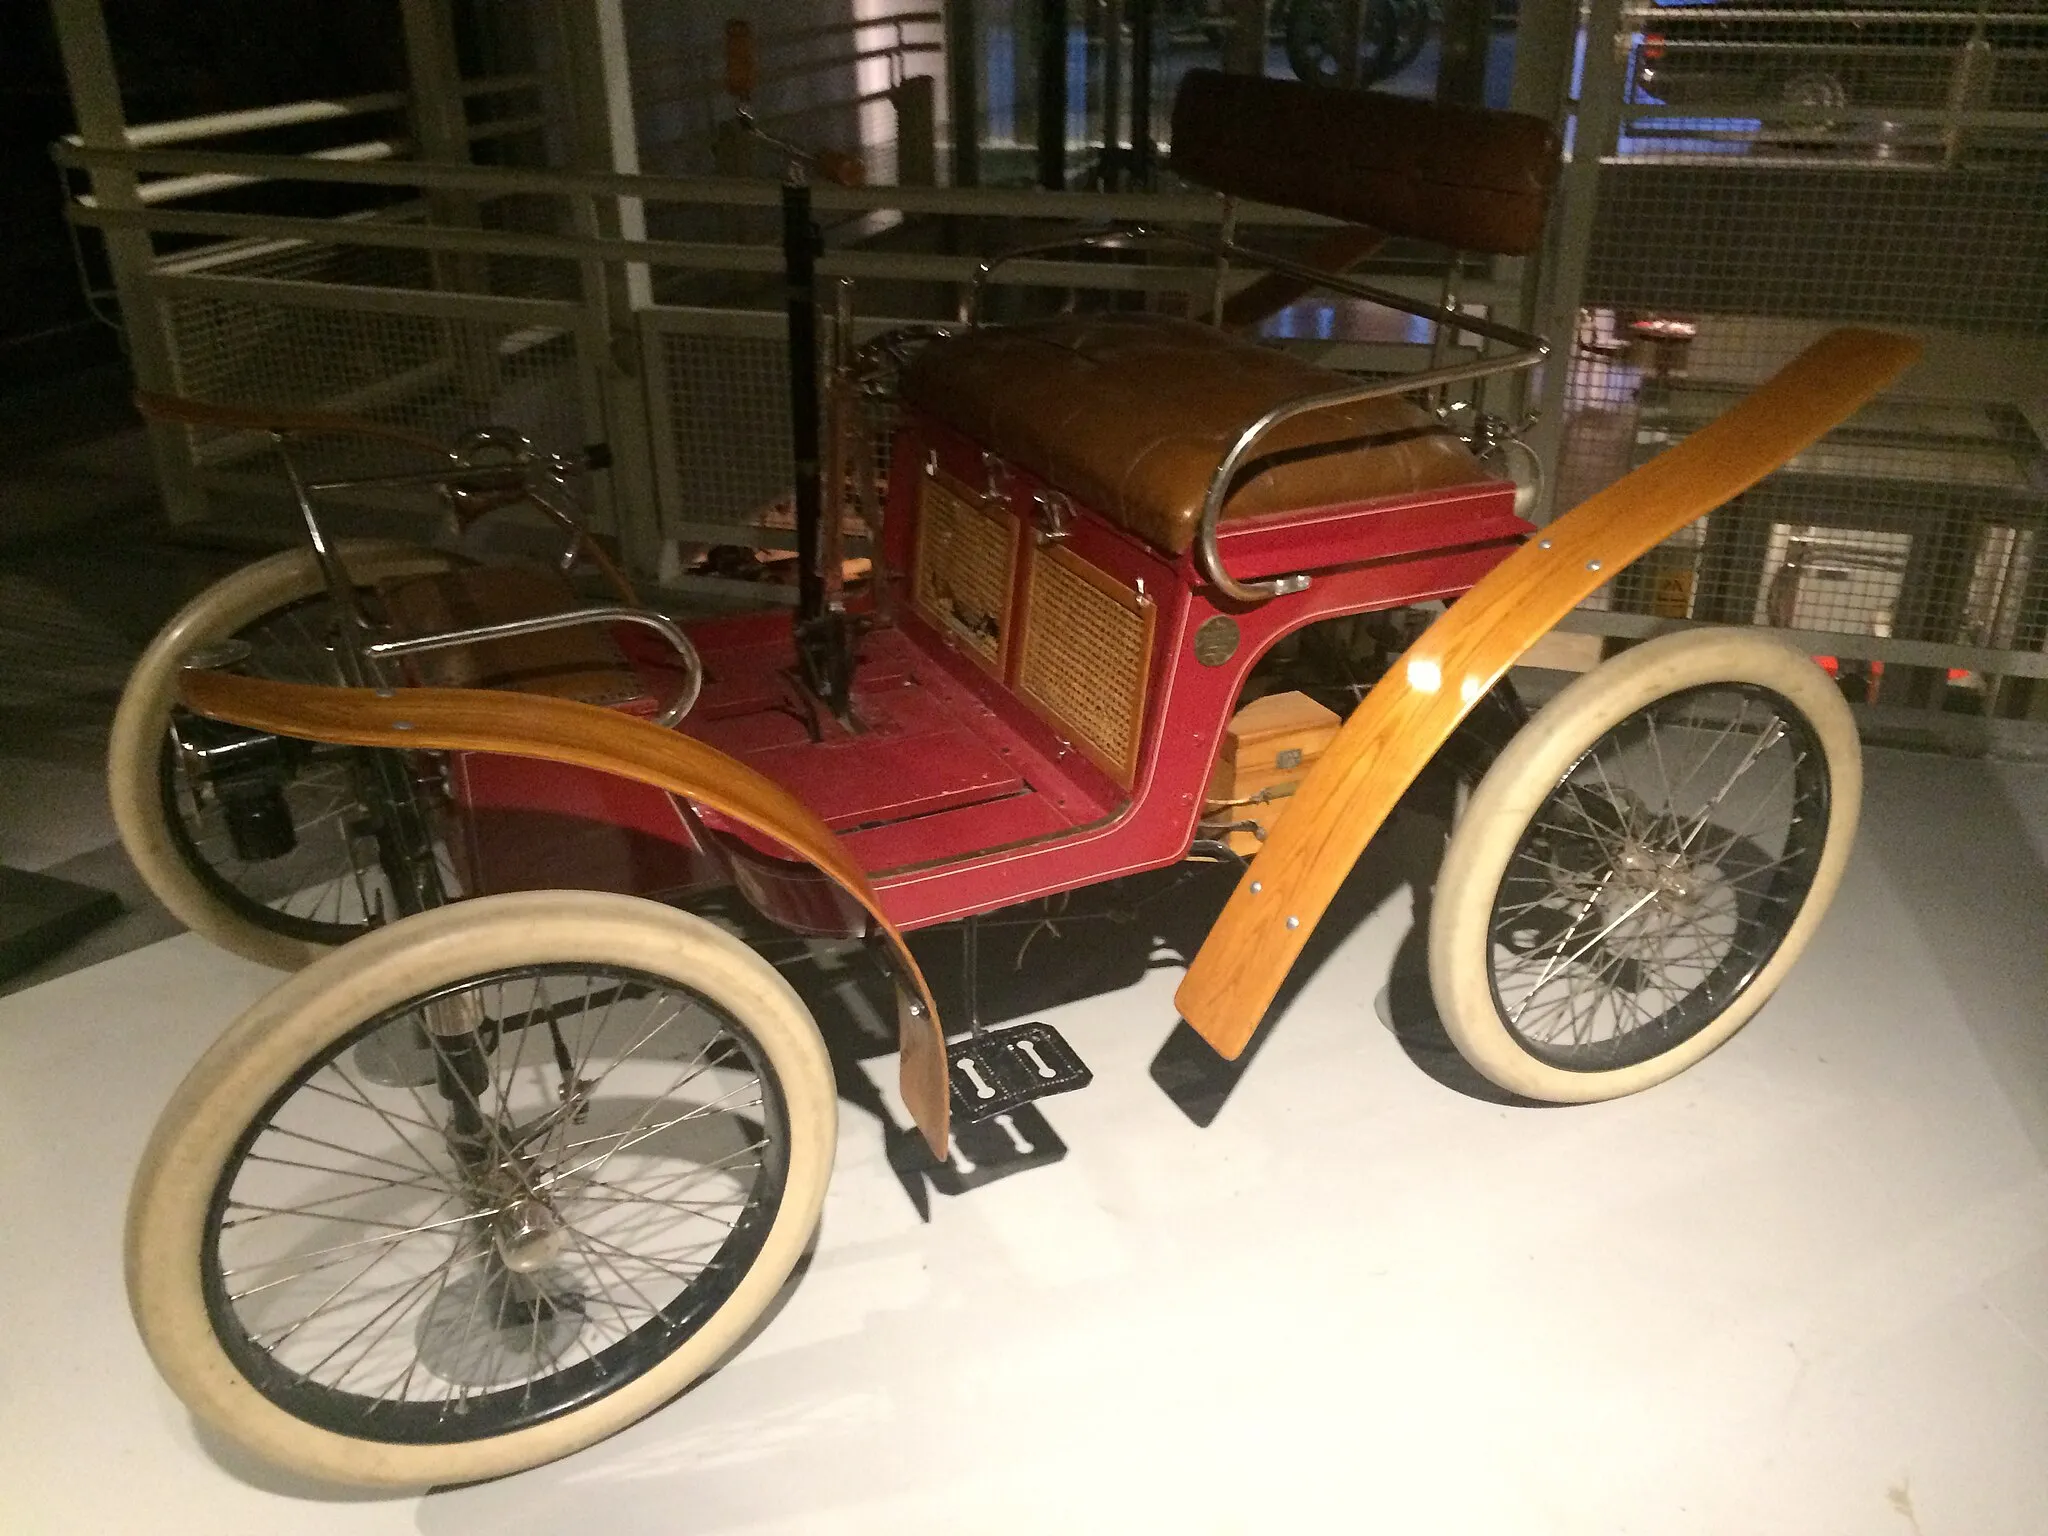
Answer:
[{"xmin": 1148, "ymin": 761, "xmax": 1545, "ymax": 1122}]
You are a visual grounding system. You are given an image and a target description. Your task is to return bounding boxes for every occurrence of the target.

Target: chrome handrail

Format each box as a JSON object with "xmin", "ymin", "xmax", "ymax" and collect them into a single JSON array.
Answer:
[
  {"xmin": 365, "ymin": 607, "xmax": 705, "ymax": 728},
  {"xmin": 964, "ymin": 224, "xmax": 1551, "ymax": 602}
]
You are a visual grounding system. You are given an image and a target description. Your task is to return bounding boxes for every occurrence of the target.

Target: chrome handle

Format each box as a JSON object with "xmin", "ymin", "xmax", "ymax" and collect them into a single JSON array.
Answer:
[{"xmin": 366, "ymin": 606, "xmax": 705, "ymax": 727}]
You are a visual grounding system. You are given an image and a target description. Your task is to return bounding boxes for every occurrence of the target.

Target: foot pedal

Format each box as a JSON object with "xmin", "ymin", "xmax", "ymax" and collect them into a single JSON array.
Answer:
[{"xmin": 946, "ymin": 1021, "xmax": 1092, "ymax": 1125}]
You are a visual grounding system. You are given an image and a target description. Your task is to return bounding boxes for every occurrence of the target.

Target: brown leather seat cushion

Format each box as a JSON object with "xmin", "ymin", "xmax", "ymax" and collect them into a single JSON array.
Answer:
[
  {"xmin": 378, "ymin": 564, "xmax": 651, "ymax": 708},
  {"xmin": 900, "ymin": 315, "xmax": 1490, "ymax": 555}
]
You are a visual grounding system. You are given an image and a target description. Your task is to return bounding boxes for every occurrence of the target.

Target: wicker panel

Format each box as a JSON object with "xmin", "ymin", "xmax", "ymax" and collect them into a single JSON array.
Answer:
[
  {"xmin": 1017, "ymin": 545, "xmax": 1155, "ymax": 786},
  {"xmin": 913, "ymin": 475, "xmax": 1016, "ymax": 671}
]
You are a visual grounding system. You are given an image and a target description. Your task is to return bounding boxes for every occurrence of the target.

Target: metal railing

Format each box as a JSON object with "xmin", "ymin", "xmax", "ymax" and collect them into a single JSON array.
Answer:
[{"xmin": 55, "ymin": 133, "xmax": 1533, "ymax": 607}]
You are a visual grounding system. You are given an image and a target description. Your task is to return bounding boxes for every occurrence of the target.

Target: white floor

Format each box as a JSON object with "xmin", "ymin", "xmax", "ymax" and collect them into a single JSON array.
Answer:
[{"xmin": 5, "ymin": 747, "xmax": 2047, "ymax": 1536}]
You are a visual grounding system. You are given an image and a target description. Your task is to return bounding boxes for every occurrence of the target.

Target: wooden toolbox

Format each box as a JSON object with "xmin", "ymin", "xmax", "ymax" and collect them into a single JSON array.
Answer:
[{"xmin": 1201, "ymin": 691, "xmax": 1341, "ymax": 856}]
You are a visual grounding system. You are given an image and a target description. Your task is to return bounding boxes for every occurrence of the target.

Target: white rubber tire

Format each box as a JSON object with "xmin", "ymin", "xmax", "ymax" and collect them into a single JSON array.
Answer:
[
  {"xmin": 126, "ymin": 889, "xmax": 837, "ymax": 1489},
  {"xmin": 1429, "ymin": 628, "xmax": 1861, "ymax": 1103},
  {"xmin": 108, "ymin": 541, "xmax": 457, "ymax": 970}
]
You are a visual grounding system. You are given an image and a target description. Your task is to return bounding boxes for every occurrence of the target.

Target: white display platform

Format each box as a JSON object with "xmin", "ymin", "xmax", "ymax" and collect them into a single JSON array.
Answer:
[{"xmin": 4, "ymin": 749, "xmax": 2045, "ymax": 1535}]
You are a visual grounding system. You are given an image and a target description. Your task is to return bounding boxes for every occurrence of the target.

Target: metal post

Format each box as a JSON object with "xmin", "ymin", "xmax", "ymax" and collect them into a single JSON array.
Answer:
[
  {"xmin": 783, "ymin": 181, "xmax": 825, "ymax": 626},
  {"xmin": 1130, "ymin": 0, "xmax": 1156, "ymax": 186},
  {"xmin": 895, "ymin": 74, "xmax": 938, "ymax": 186},
  {"xmin": 1336, "ymin": 0, "xmax": 1362, "ymax": 90},
  {"xmin": 1101, "ymin": 0, "xmax": 1125, "ymax": 189},
  {"xmin": 1038, "ymin": 0, "xmax": 1071, "ymax": 190},
  {"xmin": 1220, "ymin": 0, "xmax": 1270, "ymax": 76},
  {"xmin": 1503, "ymin": 0, "xmax": 1577, "ymax": 435},
  {"xmin": 397, "ymin": 0, "xmax": 471, "ymax": 164},
  {"xmin": 1436, "ymin": 0, "xmax": 1492, "ymax": 107},
  {"xmin": 547, "ymin": 0, "xmax": 664, "ymax": 576},
  {"xmin": 946, "ymin": 0, "xmax": 981, "ymax": 187},
  {"xmin": 47, "ymin": 0, "xmax": 202, "ymax": 522},
  {"xmin": 1522, "ymin": 0, "xmax": 1628, "ymax": 524}
]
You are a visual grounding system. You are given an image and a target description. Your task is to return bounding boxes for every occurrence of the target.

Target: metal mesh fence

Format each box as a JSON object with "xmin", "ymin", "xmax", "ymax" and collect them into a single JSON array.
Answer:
[
  {"xmin": 161, "ymin": 290, "xmax": 585, "ymax": 474},
  {"xmin": 653, "ymin": 313, "xmax": 900, "ymax": 551},
  {"xmin": 658, "ymin": 328, "xmax": 799, "ymax": 536},
  {"xmin": 1558, "ymin": 2, "xmax": 2048, "ymax": 720}
]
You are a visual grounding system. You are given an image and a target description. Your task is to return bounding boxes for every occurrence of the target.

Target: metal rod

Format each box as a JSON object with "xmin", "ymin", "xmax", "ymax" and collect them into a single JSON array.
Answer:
[
  {"xmin": 947, "ymin": 0, "xmax": 981, "ymax": 187},
  {"xmin": 1039, "ymin": 0, "xmax": 1071, "ymax": 190},
  {"xmin": 783, "ymin": 180, "xmax": 826, "ymax": 626},
  {"xmin": 56, "ymin": 138, "xmax": 1367, "ymax": 224},
  {"xmin": 1129, "ymin": 0, "xmax": 1155, "ymax": 185},
  {"xmin": 275, "ymin": 439, "xmax": 374, "ymax": 687},
  {"xmin": 752, "ymin": 11, "xmax": 945, "ymax": 48},
  {"xmin": 747, "ymin": 41, "xmax": 944, "ymax": 90},
  {"xmin": 1210, "ymin": 196, "xmax": 1238, "ymax": 326},
  {"xmin": 1620, "ymin": 4, "xmax": 2039, "ymax": 18},
  {"xmin": 961, "ymin": 913, "xmax": 985, "ymax": 1038},
  {"xmin": 79, "ymin": 92, "xmax": 411, "ymax": 148},
  {"xmin": 365, "ymin": 606, "xmax": 705, "ymax": 726},
  {"xmin": 1193, "ymin": 347, "xmax": 1546, "ymax": 603},
  {"xmin": 969, "ymin": 225, "xmax": 1549, "ymax": 355},
  {"xmin": 1101, "ymin": 0, "xmax": 1126, "ymax": 190},
  {"xmin": 76, "ymin": 139, "xmax": 410, "ymax": 209}
]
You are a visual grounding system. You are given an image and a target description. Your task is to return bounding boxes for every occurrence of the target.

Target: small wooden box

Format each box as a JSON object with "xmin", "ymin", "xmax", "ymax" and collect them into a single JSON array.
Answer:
[
  {"xmin": 1202, "ymin": 691, "xmax": 1340, "ymax": 855},
  {"xmin": 1205, "ymin": 691, "xmax": 1340, "ymax": 801}
]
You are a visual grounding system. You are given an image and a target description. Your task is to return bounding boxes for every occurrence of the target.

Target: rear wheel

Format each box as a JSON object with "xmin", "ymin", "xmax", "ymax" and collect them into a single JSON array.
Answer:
[
  {"xmin": 1429, "ymin": 628, "xmax": 1860, "ymax": 1102},
  {"xmin": 126, "ymin": 891, "xmax": 837, "ymax": 1488},
  {"xmin": 108, "ymin": 542, "xmax": 458, "ymax": 969},
  {"xmin": 1284, "ymin": 0, "xmax": 1422, "ymax": 87}
]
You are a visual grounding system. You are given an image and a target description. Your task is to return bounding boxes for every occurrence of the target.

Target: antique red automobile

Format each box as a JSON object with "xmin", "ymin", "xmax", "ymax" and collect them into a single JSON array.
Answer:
[{"xmin": 103, "ymin": 64, "xmax": 1915, "ymax": 1488}]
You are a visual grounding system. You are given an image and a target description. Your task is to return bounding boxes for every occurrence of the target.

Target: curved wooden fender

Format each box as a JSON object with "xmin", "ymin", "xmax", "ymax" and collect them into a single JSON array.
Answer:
[
  {"xmin": 1177, "ymin": 326, "xmax": 1921, "ymax": 1059},
  {"xmin": 179, "ymin": 670, "xmax": 953, "ymax": 1158}
]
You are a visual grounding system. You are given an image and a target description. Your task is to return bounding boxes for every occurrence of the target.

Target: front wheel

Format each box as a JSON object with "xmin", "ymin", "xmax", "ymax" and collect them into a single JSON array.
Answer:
[
  {"xmin": 1429, "ymin": 628, "xmax": 1860, "ymax": 1103},
  {"xmin": 126, "ymin": 891, "xmax": 837, "ymax": 1488}
]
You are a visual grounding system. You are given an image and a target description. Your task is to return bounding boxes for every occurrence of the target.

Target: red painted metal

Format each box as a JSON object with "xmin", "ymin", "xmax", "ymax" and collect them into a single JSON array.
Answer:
[
  {"xmin": 455, "ymin": 752, "xmax": 720, "ymax": 900},
  {"xmin": 689, "ymin": 806, "xmax": 871, "ymax": 937},
  {"xmin": 440, "ymin": 403, "xmax": 1530, "ymax": 938}
]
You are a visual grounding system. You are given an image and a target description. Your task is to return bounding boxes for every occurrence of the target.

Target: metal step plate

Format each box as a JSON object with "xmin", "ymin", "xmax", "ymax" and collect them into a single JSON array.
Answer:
[{"xmin": 946, "ymin": 1020, "xmax": 1092, "ymax": 1125}]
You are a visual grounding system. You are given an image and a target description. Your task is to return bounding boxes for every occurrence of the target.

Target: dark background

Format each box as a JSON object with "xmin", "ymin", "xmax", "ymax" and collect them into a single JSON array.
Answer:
[{"xmin": 0, "ymin": 0, "xmax": 406, "ymax": 389}]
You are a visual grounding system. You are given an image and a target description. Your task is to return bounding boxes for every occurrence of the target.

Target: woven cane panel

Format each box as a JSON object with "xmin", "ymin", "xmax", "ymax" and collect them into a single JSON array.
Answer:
[
  {"xmin": 913, "ymin": 476, "xmax": 1015, "ymax": 671},
  {"xmin": 1018, "ymin": 547, "xmax": 1152, "ymax": 785}
]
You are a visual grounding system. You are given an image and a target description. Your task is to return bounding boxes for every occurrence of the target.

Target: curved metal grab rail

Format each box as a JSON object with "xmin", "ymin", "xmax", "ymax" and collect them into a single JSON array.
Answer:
[
  {"xmin": 364, "ymin": 606, "xmax": 705, "ymax": 728},
  {"xmin": 961, "ymin": 224, "xmax": 1549, "ymax": 603}
]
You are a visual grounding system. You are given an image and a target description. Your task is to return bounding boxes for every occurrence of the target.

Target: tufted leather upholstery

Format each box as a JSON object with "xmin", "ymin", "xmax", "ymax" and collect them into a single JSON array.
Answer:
[{"xmin": 900, "ymin": 314, "xmax": 1491, "ymax": 555}]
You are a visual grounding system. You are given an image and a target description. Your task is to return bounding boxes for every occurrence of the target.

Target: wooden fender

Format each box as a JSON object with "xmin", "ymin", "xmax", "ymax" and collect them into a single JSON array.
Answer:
[
  {"xmin": 178, "ymin": 670, "xmax": 953, "ymax": 1157},
  {"xmin": 1177, "ymin": 327, "xmax": 1921, "ymax": 1059}
]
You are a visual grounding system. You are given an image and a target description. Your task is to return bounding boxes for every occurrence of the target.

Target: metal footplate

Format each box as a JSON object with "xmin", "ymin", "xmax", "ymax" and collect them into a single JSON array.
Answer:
[{"xmin": 946, "ymin": 1021, "xmax": 1092, "ymax": 1126}]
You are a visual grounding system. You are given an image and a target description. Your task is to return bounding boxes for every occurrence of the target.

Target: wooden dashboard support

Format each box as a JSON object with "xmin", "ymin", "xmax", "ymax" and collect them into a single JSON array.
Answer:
[
  {"xmin": 177, "ymin": 669, "xmax": 955, "ymax": 1158},
  {"xmin": 1176, "ymin": 327, "xmax": 1923, "ymax": 1059}
]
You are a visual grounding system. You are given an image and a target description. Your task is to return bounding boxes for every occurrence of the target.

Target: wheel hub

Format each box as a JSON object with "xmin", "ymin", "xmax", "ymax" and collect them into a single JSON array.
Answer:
[
  {"xmin": 493, "ymin": 1200, "xmax": 568, "ymax": 1274},
  {"xmin": 1610, "ymin": 837, "xmax": 1702, "ymax": 912}
]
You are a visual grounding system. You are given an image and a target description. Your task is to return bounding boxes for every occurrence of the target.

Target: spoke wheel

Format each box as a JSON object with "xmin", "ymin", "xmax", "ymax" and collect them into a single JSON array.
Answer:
[
  {"xmin": 109, "ymin": 543, "xmax": 458, "ymax": 969},
  {"xmin": 127, "ymin": 891, "xmax": 835, "ymax": 1487},
  {"xmin": 1284, "ymin": 0, "xmax": 1411, "ymax": 87},
  {"xmin": 1429, "ymin": 629, "xmax": 1860, "ymax": 1103}
]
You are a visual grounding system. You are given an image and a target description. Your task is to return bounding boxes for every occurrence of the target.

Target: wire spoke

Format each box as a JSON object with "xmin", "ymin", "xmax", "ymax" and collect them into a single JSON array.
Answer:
[{"xmin": 203, "ymin": 958, "xmax": 797, "ymax": 1431}]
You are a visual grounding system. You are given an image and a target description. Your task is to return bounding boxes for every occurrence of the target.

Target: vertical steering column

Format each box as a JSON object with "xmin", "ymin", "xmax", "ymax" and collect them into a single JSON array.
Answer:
[{"xmin": 781, "ymin": 176, "xmax": 857, "ymax": 720}]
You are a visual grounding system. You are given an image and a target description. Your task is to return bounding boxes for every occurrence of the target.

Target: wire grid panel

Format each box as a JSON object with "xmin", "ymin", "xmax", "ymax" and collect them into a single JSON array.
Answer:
[
  {"xmin": 159, "ymin": 286, "xmax": 588, "ymax": 479},
  {"xmin": 646, "ymin": 307, "xmax": 904, "ymax": 548},
  {"xmin": 651, "ymin": 315, "xmax": 803, "ymax": 540},
  {"xmin": 1563, "ymin": 313, "xmax": 2047, "ymax": 704},
  {"xmin": 1558, "ymin": 4, "xmax": 2048, "ymax": 714}
]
